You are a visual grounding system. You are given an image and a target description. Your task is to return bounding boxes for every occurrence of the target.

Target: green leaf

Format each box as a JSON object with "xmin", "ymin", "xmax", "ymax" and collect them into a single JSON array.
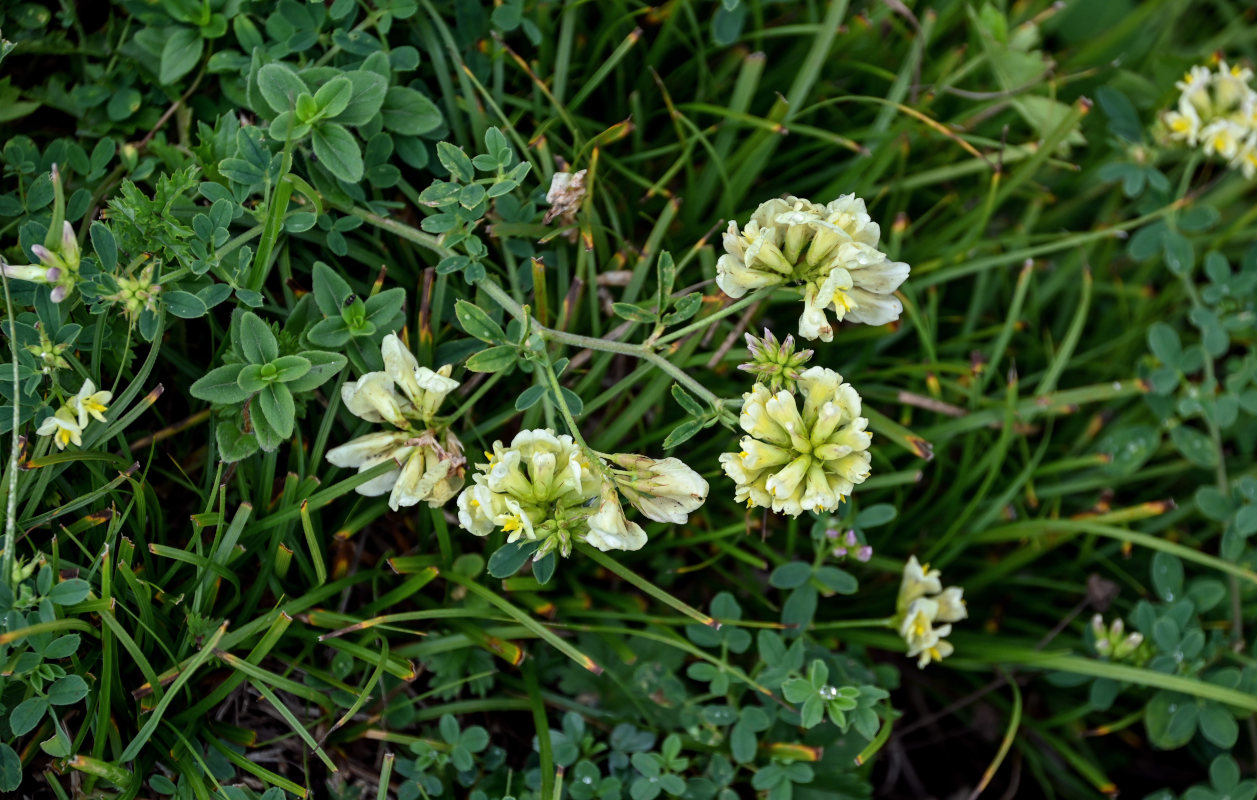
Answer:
[
  {"xmin": 1094, "ymin": 86, "xmax": 1142, "ymax": 143},
  {"xmin": 0, "ymin": 743, "xmax": 21, "ymax": 792},
  {"xmin": 769, "ymin": 561, "xmax": 812, "ymax": 590},
  {"xmin": 663, "ymin": 419, "xmax": 703, "ymax": 449},
  {"xmin": 533, "ymin": 552, "xmax": 557, "ymax": 584},
  {"xmin": 192, "ymin": 364, "xmax": 249, "ymax": 404},
  {"xmin": 47, "ymin": 675, "xmax": 88, "ymax": 706},
  {"xmin": 47, "ymin": 578, "xmax": 90, "ymax": 605},
  {"xmin": 239, "ymin": 311, "xmax": 279, "ymax": 364},
  {"xmin": 312, "ymin": 261, "xmax": 354, "ymax": 316},
  {"xmin": 363, "ymin": 288, "xmax": 406, "ymax": 330},
  {"xmin": 612, "ymin": 302, "xmax": 658, "ymax": 324},
  {"xmin": 256, "ymin": 384, "xmax": 295, "ymax": 439},
  {"xmin": 43, "ymin": 634, "xmax": 80, "ymax": 659},
  {"xmin": 1195, "ymin": 487, "xmax": 1233, "ymax": 521},
  {"xmin": 781, "ymin": 585, "xmax": 818, "ymax": 634},
  {"xmin": 487, "ymin": 540, "xmax": 541, "ymax": 578},
  {"xmin": 285, "ymin": 350, "xmax": 346, "ymax": 393},
  {"xmin": 1170, "ymin": 425, "xmax": 1216, "ymax": 468},
  {"xmin": 515, "ymin": 385, "xmax": 546, "ymax": 411},
  {"xmin": 272, "ymin": 355, "xmax": 312, "ymax": 383},
  {"xmin": 336, "ymin": 70, "xmax": 389, "ymax": 126},
  {"xmin": 9, "ymin": 696, "xmax": 48, "ymax": 736},
  {"xmin": 466, "ymin": 345, "xmax": 517, "ymax": 373},
  {"xmin": 559, "ymin": 387, "xmax": 584, "ymax": 416},
  {"xmin": 312, "ymin": 123, "xmax": 364, "ymax": 183},
  {"xmin": 314, "ymin": 76, "xmax": 353, "ymax": 118},
  {"xmin": 381, "ymin": 86, "xmax": 443, "ymax": 135},
  {"xmin": 1146, "ymin": 692, "xmax": 1197, "ymax": 749},
  {"xmin": 257, "ymin": 62, "xmax": 309, "ymax": 115},
  {"xmin": 1199, "ymin": 703, "xmax": 1239, "ymax": 748},
  {"xmin": 236, "ymin": 364, "xmax": 267, "ymax": 394},
  {"xmin": 436, "ymin": 141, "xmax": 474, "ymax": 183},
  {"xmin": 308, "ymin": 317, "xmax": 351, "ymax": 347},
  {"xmin": 295, "ymin": 92, "xmax": 319, "ymax": 122},
  {"xmin": 160, "ymin": 27, "xmax": 203, "ymax": 85},
  {"xmin": 670, "ymin": 384, "xmax": 705, "ymax": 416},
  {"xmin": 1150, "ymin": 552, "xmax": 1185, "ymax": 602},
  {"xmin": 815, "ymin": 566, "xmax": 858, "ymax": 595},
  {"xmin": 90, "ymin": 222, "xmax": 117, "ymax": 271},
  {"xmin": 163, "ymin": 290, "xmax": 208, "ymax": 319},
  {"xmin": 1162, "ymin": 231, "xmax": 1195, "ymax": 276},
  {"xmin": 661, "ymin": 292, "xmax": 703, "ymax": 325},
  {"xmin": 855, "ymin": 503, "xmax": 897, "ymax": 528},
  {"xmin": 1147, "ymin": 322, "xmax": 1182, "ymax": 368},
  {"xmin": 455, "ymin": 299, "xmax": 505, "ymax": 343}
]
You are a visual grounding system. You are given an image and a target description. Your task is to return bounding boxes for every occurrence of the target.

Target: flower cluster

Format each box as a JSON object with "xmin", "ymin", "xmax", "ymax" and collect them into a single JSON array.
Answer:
[
  {"xmin": 894, "ymin": 556, "xmax": 966, "ymax": 668},
  {"xmin": 326, "ymin": 334, "xmax": 466, "ymax": 511},
  {"xmin": 1090, "ymin": 615, "xmax": 1148, "ymax": 664},
  {"xmin": 26, "ymin": 326, "xmax": 70, "ymax": 376},
  {"xmin": 456, "ymin": 429, "xmax": 708, "ymax": 557},
  {"xmin": 826, "ymin": 527, "xmax": 872, "ymax": 562},
  {"xmin": 1, "ymin": 219, "xmax": 81, "ymax": 303},
  {"xmin": 1163, "ymin": 60, "xmax": 1257, "ymax": 178},
  {"xmin": 720, "ymin": 366, "xmax": 871, "ymax": 517},
  {"xmin": 36, "ymin": 380, "xmax": 112, "ymax": 450},
  {"xmin": 716, "ymin": 195, "xmax": 910, "ymax": 342}
]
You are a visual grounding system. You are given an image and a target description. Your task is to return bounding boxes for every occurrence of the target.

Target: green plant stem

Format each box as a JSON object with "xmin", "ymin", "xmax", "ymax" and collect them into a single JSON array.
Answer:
[
  {"xmin": 348, "ymin": 207, "xmax": 456, "ymax": 260},
  {"xmin": 351, "ymin": 210, "xmax": 734, "ymax": 410},
  {"xmin": 653, "ymin": 288, "xmax": 774, "ymax": 346},
  {"xmin": 0, "ymin": 263, "xmax": 19, "ymax": 588},
  {"xmin": 575, "ymin": 542, "xmax": 718, "ymax": 629},
  {"xmin": 810, "ymin": 617, "xmax": 895, "ymax": 631},
  {"xmin": 476, "ymin": 276, "xmax": 727, "ymax": 410}
]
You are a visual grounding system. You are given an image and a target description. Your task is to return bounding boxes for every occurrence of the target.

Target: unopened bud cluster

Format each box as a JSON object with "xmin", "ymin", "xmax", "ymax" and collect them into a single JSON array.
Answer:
[
  {"xmin": 1090, "ymin": 615, "xmax": 1148, "ymax": 663},
  {"xmin": 739, "ymin": 328, "xmax": 814, "ymax": 393}
]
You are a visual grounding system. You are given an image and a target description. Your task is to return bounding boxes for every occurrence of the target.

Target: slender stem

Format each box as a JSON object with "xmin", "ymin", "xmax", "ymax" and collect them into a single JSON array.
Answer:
[
  {"xmin": 810, "ymin": 617, "xmax": 895, "ymax": 631},
  {"xmin": 542, "ymin": 360, "xmax": 585, "ymax": 446},
  {"xmin": 654, "ymin": 288, "xmax": 774, "ymax": 346},
  {"xmin": 353, "ymin": 212, "xmax": 734, "ymax": 412},
  {"xmin": 575, "ymin": 542, "xmax": 720, "ymax": 629},
  {"xmin": 0, "ymin": 263, "xmax": 19, "ymax": 587},
  {"xmin": 348, "ymin": 208, "xmax": 456, "ymax": 260},
  {"xmin": 478, "ymin": 276, "xmax": 727, "ymax": 409}
]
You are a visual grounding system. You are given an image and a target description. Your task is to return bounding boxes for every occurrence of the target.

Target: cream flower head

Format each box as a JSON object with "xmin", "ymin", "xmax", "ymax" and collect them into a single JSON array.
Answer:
[
  {"xmin": 1162, "ymin": 58, "xmax": 1257, "ymax": 178},
  {"xmin": 605, "ymin": 452, "xmax": 709, "ymax": 525},
  {"xmin": 326, "ymin": 334, "xmax": 465, "ymax": 510},
  {"xmin": 455, "ymin": 428, "xmax": 613, "ymax": 557},
  {"xmin": 719, "ymin": 366, "xmax": 871, "ymax": 517},
  {"xmin": 36, "ymin": 405, "xmax": 84, "ymax": 450},
  {"xmin": 70, "ymin": 379, "xmax": 112, "ymax": 428},
  {"xmin": 716, "ymin": 194, "xmax": 909, "ymax": 341},
  {"xmin": 899, "ymin": 598, "xmax": 955, "ymax": 669},
  {"xmin": 894, "ymin": 556, "xmax": 966, "ymax": 668}
]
